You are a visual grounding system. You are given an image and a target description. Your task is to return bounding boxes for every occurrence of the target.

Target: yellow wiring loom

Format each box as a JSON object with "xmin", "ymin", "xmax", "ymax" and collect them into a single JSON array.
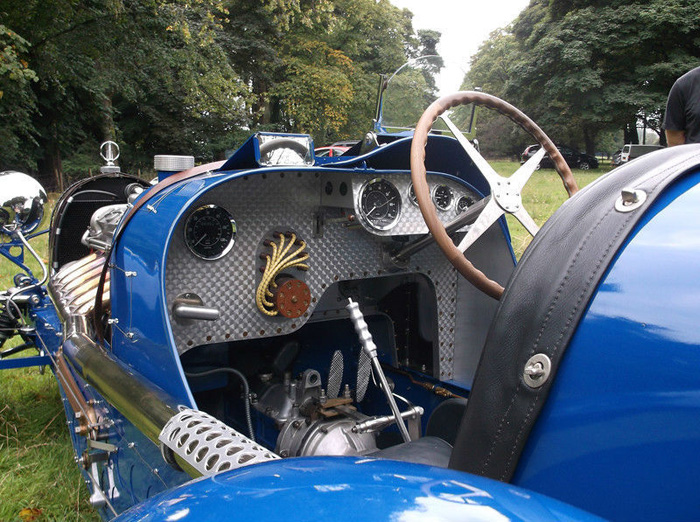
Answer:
[{"xmin": 256, "ymin": 233, "xmax": 309, "ymax": 316}]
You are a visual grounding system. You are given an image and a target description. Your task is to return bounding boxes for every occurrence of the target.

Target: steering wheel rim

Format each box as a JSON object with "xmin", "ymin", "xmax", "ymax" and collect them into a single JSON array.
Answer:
[{"xmin": 410, "ymin": 91, "xmax": 579, "ymax": 300}]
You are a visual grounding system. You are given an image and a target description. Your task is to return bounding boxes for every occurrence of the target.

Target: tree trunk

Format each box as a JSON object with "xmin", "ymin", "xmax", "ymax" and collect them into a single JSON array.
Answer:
[
  {"xmin": 101, "ymin": 93, "xmax": 116, "ymax": 143},
  {"xmin": 36, "ymin": 121, "xmax": 64, "ymax": 192},
  {"xmin": 583, "ymin": 127, "xmax": 596, "ymax": 156}
]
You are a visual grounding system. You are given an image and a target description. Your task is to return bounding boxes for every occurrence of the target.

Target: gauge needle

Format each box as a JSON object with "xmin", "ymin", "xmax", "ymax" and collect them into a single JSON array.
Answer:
[
  {"xmin": 194, "ymin": 234, "xmax": 208, "ymax": 246},
  {"xmin": 368, "ymin": 196, "xmax": 396, "ymax": 216}
]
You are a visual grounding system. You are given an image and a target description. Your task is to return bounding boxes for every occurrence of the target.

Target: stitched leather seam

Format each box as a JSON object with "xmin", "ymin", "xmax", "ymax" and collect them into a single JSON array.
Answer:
[
  {"xmin": 481, "ymin": 204, "xmax": 614, "ymax": 476},
  {"xmin": 493, "ymin": 154, "xmax": 700, "ymax": 479}
]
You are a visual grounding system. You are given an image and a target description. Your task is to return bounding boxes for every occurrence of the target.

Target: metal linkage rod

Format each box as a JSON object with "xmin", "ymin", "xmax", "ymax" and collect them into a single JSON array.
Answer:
[{"xmin": 346, "ymin": 298, "xmax": 411, "ymax": 443}]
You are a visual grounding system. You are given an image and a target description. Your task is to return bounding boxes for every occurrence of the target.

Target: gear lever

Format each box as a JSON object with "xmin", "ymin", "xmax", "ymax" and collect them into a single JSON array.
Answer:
[{"xmin": 346, "ymin": 298, "xmax": 411, "ymax": 442}]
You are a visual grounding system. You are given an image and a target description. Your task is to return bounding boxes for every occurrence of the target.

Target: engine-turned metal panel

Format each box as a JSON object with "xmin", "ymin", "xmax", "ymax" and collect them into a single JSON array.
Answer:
[{"xmin": 165, "ymin": 169, "xmax": 497, "ymax": 380}]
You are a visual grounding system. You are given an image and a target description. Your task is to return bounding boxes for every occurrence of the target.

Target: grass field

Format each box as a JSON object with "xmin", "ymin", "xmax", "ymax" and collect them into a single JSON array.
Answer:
[
  {"xmin": 0, "ymin": 161, "xmax": 610, "ymax": 520},
  {"xmin": 0, "ymin": 196, "xmax": 100, "ymax": 522}
]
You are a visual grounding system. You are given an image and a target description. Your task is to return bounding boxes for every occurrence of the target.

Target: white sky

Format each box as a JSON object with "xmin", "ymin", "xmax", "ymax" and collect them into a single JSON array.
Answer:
[{"xmin": 389, "ymin": 0, "xmax": 530, "ymax": 94}]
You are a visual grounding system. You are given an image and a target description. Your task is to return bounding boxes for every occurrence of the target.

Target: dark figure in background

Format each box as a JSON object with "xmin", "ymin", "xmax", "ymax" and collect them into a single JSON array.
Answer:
[{"xmin": 664, "ymin": 66, "xmax": 700, "ymax": 146}]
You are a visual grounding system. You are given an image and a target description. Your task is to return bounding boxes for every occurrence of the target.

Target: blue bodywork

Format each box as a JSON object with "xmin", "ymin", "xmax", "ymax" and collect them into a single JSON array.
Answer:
[
  {"xmin": 116, "ymin": 458, "xmax": 602, "ymax": 522},
  {"xmin": 514, "ymin": 168, "xmax": 700, "ymax": 520},
  {"xmin": 3, "ymin": 123, "xmax": 700, "ymax": 521}
]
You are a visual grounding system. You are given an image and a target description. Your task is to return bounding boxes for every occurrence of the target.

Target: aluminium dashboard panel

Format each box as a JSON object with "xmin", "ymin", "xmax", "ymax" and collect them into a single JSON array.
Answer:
[{"xmin": 164, "ymin": 169, "xmax": 507, "ymax": 381}]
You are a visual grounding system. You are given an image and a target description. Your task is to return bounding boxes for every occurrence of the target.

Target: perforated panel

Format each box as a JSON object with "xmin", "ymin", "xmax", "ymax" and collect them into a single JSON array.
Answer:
[{"xmin": 165, "ymin": 170, "xmax": 486, "ymax": 379}]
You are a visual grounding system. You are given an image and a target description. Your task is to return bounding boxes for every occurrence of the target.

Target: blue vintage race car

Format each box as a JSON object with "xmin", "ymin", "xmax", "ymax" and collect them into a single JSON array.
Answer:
[{"xmin": 2, "ymin": 63, "xmax": 700, "ymax": 521}]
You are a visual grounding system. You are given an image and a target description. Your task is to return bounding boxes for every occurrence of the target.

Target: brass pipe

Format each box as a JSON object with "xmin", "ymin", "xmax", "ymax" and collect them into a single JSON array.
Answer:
[{"xmin": 54, "ymin": 351, "xmax": 99, "ymax": 437}]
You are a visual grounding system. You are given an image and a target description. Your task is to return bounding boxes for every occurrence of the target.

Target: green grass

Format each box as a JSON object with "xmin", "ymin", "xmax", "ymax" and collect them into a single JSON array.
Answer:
[
  {"xmin": 491, "ymin": 161, "xmax": 610, "ymax": 258},
  {"xmin": 0, "ymin": 198, "xmax": 99, "ymax": 521},
  {"xmin": 0, "ymin": 162, "xmax": 609, "ymax": 520}
]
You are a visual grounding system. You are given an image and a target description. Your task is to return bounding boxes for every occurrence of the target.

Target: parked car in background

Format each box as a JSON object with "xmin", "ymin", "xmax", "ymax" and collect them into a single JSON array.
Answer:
[
  {"xmin": 620, "ymin": 144, "xmax": 664, "ymax": 164},
  {"xmin": 612, "ymin": 149, "xmax": 622, "ymax": 166},
  {"xmin": 521, "ymin": 144, "xmax": 599, "ymax": 170},
  {"xmin": 315, "ymin": 144, "xmax": 351, "ymax": 157}
]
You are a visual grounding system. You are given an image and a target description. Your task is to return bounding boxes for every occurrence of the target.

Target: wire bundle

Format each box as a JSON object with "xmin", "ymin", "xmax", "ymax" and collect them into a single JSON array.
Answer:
[{"xmin": 256, "ymin": 232, "xmax": 309, "ymax": 316}]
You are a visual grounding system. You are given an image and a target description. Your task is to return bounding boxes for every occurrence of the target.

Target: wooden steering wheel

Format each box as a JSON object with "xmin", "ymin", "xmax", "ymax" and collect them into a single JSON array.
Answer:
[{"xmin": 410, "ymin": 91, "xmax": 579, "ymax": 299}]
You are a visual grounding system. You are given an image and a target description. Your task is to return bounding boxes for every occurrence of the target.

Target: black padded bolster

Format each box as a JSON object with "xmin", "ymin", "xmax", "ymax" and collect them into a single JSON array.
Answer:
[{"xmin": 449, "ymin": 144, "xmax": 700, "ymax": 481}]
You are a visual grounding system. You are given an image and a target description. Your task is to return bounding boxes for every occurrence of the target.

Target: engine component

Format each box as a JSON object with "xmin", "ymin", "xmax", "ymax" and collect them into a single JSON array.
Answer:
[
  {"xmin": 256, "ymin": 232, "xmax": 309, "ymax": 316},
  {"xmin": 255, "ymin": 369, "xmax": 322, "ymax": 424},
  {"xmin": 352, "ymin": 405, "xmax": 424, "ymax": 438},
  {"xmin": 154, "ymin": 154, "xmax": 195, "ymax": 174},
  {"xmin": 254, "ymin": 365, "xmax": 378, "ymax": 458},
  {"xmin": 50, "ymin": 253, "xmax": 110, "ymax": 318},
  {"xmin": 276, "ymin": 416, "xmax": 376, "ymax": 458},
  {"xmin": 81, "ymin": 204, "xmax": 129, "ymax": 252},
  {"xmin": 159, "ymin": 408, "xmax": 278, "ymax": 476}
]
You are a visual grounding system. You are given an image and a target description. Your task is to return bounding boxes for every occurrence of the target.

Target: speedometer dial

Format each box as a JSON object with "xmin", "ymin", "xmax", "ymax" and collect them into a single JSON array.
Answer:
[
  {"xmin": 184, "ymin": 205, "xmax": 237, "ymax": 260},
  {"xmin": 358, "ymin": 178, "xmax": 401, "ymax": 231}
]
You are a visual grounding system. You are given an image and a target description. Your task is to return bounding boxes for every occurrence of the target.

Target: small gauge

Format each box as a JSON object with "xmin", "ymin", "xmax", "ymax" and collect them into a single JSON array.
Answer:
[
  {"xmin": 407, "ymin": 184, "xmax": 419, "ymax": 207},
  {"xmin": 456, "ymin": 195, "xmax": 476, "ymax": 214},
  {"xmin": 432, "ymin": 185, "xmax": 454, "ymax": 211},
  {"xmin": 358, "ymin": 178, "xmax": 402, "ymax": 231},
  {"xmin": 184, "ymin": 204, "xmax": 236, "ymax": 260}
]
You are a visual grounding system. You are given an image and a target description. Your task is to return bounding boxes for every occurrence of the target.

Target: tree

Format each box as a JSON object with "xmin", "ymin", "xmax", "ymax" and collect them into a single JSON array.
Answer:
[
  {"xmin": 0, "ymin": 0, "xmax": 429, "ymax": 185},
  {"xmin": 468, "ymin": 0, "xmax": 700, "ymax": 155},
  {"xmin": 0, "ymin": 25, "xmax": 38, "ymax": 169}
]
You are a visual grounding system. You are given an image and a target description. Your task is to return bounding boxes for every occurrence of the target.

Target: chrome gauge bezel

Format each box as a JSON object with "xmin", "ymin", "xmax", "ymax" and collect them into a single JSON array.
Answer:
[
  {"xmin": 456, "ymin": 194, "xmax": 476, "ymax": 214},
  {"xmin": 431, "ymin": 184, "xmax": 454, "ymax": 212},
  {"xmin": 357, "ymin": 178, "xmax": 402, "ymax": 231},
  {"xmin": 407, "ymin": 184, "xmax": 419, "ymax": 207},
  {"xmin": 184, "ymin": 204, "xmax": 237, "ymax": 260}
]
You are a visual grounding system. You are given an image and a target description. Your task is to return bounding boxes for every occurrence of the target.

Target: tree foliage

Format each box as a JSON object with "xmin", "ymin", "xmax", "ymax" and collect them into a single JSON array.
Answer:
[
  {"xmin": 0, "ymin": 0, "xmax": 425, "ymax": 188},
  {"xmin": 469, "ymin": 0, "xmax": 700, "ymax": 157}
]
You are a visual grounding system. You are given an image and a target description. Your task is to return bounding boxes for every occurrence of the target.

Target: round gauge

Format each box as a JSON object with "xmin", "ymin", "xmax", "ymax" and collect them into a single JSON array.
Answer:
[
  {"xmin": 456, "ymin": 195, "xmax": 476, "ymax": 214},
  {"xmin": 432, "ymin": 185, "xmax": 454, "ymax": 211},
  {"xmin": 407, "ymin": 184, "xmax": 419, "ymax": 207},
  {"xmin": 358, "ymin": 178, "xmax": 402, "ymax": 231},
  {"xmin": 184, "ymin": 205, "xmax": 236, "ymax": 260}
]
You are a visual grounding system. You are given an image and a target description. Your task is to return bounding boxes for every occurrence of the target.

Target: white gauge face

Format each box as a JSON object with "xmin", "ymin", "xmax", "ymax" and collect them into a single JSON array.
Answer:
[
  {"xmin": 184, "ymin": 205, "xmax": 237, "ymax": 260},
  {"xmin": 358, "ymin": 178, "xmax": 402, "ymax": 231},
  {"xmin": 432, "ymin": 185, "xmax": 454, "ymax": 211}
]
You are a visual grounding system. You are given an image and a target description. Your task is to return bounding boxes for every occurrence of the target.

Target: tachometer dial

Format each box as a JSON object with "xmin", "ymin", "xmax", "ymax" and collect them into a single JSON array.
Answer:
[
  {"xmin": 358, "ymin": 178, "xmax": 401, "ymax": 231},
  {"xmin": 456, "ymin": 195, "xmax": 476, "ymax": 214},
  {"xmin": 432, "ymin": 185, "xmax": 454, "ymax": 211},
  {"xmin": 184, "ymin": 205, "xmax": 237, "ymax": 260}
]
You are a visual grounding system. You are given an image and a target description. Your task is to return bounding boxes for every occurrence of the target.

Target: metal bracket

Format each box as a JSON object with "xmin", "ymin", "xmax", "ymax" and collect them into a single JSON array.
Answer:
[
  {"xmin": 523, "ymin": 353, "xmax": 551, "ymax": 388},
  {"xmin": 615, "ymin": 187, "xmax": 647, "ymax": 213}
]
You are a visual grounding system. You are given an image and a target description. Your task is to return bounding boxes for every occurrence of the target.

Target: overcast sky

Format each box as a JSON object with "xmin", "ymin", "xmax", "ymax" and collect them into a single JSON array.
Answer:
[{"xmin": 389, "ymin": 0, "xmax": 530, "ymax": 94}]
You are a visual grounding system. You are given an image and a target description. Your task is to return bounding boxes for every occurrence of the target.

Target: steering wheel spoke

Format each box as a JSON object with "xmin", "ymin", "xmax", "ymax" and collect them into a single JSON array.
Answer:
[
  {"xmin": 440, "ymin": 114, "xmax": 500, "ymax": 185},
  {"xmin": 511, "ymin": 147, "xmax": 546, "ymax": 188},
  {"xmin": 511, "ymin": 206, "xmax": 540, "ymax": 237},
  {"xmin": 455, "ymin": 197, "xmax": 504, "ymax": 253}
]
